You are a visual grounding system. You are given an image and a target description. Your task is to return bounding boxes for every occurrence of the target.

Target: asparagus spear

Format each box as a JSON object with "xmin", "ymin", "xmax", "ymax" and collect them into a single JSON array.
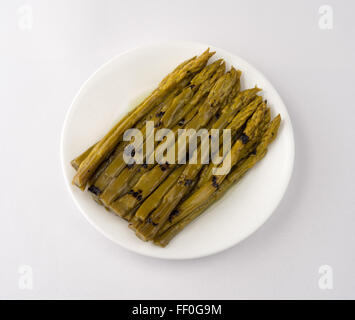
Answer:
[
  {"xmin": 72, "ymin": 49, "xmax": 215, "ymax": 189},
  {"xmin": 196, "ymin": 94, "xmax": 263, "ymax": 188},
  {"xmin": 238, "ymin": 106, "xmax": 271, "ymax": 161},
  {"xmin": 154, "ymin": 114, "xmax": 281, "ymax": 247},
  {"xmin": 109, "ymin": 67, "xmax": 239, "ymax": 218}
]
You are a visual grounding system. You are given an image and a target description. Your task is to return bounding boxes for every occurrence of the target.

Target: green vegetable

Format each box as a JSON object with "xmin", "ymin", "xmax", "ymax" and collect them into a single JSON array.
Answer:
[{"xmin": 69, "ymin": 49, "xmax": 283, "ymax": 248}]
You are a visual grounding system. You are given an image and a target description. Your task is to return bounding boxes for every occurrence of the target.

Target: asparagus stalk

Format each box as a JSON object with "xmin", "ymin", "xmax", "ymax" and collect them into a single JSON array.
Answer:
[
  {"xmin": 72, "ymin": 49, "xmax": 215, "ymax": 189},
  {"xmin": 238, "ymin": 106, "xmax": 271, "ymax": 161},
  {"xmin": 70, "ymin": 51, "xmax": 283, "ymax": 248},
  {"xmin": 196, "ymin": 94, "xmax": 263, "ymax": 188}
]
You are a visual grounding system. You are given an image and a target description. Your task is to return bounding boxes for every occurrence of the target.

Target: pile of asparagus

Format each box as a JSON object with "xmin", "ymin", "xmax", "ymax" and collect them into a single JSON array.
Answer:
[{"xmin": 71, "ymin": 49, "xmax": 281, "ymax": 247}]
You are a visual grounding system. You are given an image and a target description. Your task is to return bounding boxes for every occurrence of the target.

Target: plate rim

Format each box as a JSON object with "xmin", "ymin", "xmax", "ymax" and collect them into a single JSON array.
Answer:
[{"xmin": 61, "ymin": 41, "xmax": 295, "ymax": 260}]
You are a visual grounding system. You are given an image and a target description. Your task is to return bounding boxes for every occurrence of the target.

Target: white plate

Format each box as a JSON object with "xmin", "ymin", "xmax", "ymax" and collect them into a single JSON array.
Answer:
[{"xmin": 61, "ymin": 42, "xmax": 294, "ymax": 260}]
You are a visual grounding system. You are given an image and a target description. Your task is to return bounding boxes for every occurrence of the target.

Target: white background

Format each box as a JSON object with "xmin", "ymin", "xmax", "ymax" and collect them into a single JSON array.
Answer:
[{"xmin": 1, "ymin": 0, "xmax": 354, "ymax": 299}]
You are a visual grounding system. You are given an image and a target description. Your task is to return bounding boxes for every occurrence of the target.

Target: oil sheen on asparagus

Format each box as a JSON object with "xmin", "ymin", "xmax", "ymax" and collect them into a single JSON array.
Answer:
[{"xmin": 71, "ymin": 49, "xmax": 282, "ymax": 246}]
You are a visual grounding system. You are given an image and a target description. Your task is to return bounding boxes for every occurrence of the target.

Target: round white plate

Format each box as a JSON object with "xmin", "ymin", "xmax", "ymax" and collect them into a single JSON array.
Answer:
[{"xmin": 61, "ymin": 42, "xmax": 294, "ymax": 260}]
